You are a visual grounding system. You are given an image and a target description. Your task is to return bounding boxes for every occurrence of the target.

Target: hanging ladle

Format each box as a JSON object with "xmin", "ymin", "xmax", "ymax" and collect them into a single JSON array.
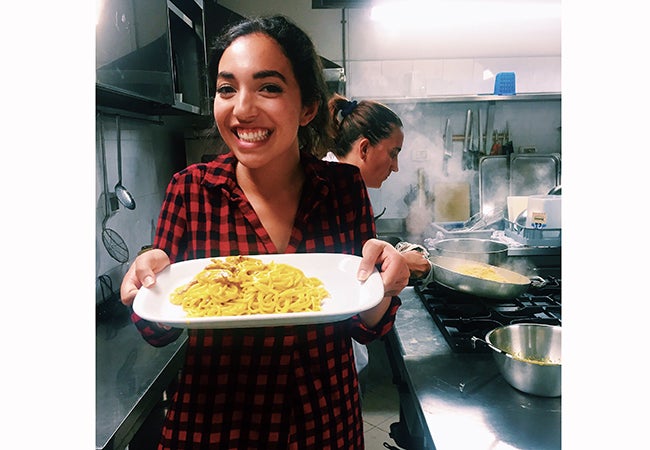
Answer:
[
  {"xmin": 99, "ymin": 113, "xmax": 130, "ymax": 263},
  {"xmin": 114, "ymin": 115, "xmax": 136, "ymax": 210}
]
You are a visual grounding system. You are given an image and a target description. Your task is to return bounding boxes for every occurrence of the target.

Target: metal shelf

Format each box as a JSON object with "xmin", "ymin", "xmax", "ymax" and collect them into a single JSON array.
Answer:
[{"xmin": 374, "ymin": 92, "xmax": 561, "ymax": 105}]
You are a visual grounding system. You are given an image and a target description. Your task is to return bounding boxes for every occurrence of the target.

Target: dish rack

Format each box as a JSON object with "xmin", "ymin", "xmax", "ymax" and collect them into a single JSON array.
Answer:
[
  {"xmin": 504, "ymin": 220, "xmax": 561, "ymax": 247},
  {"xmin": 429, "ymin": 221, "xmax": 500, "ymax": 239}
]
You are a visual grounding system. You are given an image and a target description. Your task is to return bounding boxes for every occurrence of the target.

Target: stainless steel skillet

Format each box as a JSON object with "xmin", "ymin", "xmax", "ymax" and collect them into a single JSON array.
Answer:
[{"xmin": 429, "ymin": 256, "xmax": 530, "ymax": 300}]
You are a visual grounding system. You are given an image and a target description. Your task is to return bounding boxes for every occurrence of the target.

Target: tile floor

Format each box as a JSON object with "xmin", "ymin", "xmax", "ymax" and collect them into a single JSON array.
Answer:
[{"xmin": 361, "ymin": 339, "xmax": 403, "ymax": 450}]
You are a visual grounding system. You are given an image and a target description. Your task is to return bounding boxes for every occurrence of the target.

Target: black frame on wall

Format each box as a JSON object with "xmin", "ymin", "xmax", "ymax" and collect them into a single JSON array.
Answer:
[{"xmin": 312, "ymin": 0, "xmax": 370, "ymax": 8}]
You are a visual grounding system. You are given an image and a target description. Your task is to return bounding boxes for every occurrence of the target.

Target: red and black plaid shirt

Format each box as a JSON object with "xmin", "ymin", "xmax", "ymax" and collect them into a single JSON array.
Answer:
[{"xmin": 131, "ymin": 151, "xmax": 401, "ymax": 449}]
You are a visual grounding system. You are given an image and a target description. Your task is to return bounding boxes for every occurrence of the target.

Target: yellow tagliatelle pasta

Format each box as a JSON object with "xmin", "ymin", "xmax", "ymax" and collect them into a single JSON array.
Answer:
[
  {"xmin": 170, "ymin": 256, "xmax": 329, "ymax": 317},
  {"xmin": 456, "ymin": 264, "xmax": 509, "ymax": 283}
]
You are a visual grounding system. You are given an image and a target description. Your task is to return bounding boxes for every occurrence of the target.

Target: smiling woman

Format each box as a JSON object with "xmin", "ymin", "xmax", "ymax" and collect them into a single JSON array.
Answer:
[
  {"xmin": 213, "ymin": 32, "xmax": 317, "ymax": 175},
  {"xmin": 119, "ymin": 14, "xmax": 410, "ymax": 450},
  {"xmin": 207, "ymin": 18, "xmax": 333, "ymax": 159}
]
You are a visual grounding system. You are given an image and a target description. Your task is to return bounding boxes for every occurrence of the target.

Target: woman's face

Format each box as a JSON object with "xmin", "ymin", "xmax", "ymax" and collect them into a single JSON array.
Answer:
[
  {"xmin": 361, "ymin": 126, "xmax": 404, "ymax": 188},
  {"xmin": 213, "ymin": 33, "xmax": 317, "ymax": 169}
]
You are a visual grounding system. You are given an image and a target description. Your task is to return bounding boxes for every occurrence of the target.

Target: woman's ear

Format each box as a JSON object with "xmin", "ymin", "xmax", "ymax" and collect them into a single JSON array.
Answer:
[
  {"xmin": 358, "ymin": 138, "xmax": 370, "ymax": 161},
  {"xmin": 299, "ymin": 101, "xmax": 319, "ymax": 126}
]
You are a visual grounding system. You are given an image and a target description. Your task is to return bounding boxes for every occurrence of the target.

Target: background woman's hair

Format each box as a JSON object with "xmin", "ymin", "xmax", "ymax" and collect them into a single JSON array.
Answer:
[
  {"xmin": 207, "ymin": 15, "xmax": 334, "ymax": 156},
  {"xmin": 327, "ymin": 93, "xmax": 403, "ymax": 158}
]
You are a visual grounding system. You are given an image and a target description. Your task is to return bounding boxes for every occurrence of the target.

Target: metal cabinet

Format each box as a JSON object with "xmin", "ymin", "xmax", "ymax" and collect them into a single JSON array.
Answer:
[{"xmin": 96, "ymin": 0, "xmax": 208, "ymax": 115}]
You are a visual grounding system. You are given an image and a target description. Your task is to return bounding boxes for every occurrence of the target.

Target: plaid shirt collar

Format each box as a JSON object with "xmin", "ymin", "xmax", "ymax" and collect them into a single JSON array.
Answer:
[{"xmin": 201, "ymin": 151, "xmax": 332, "ymax": 203}]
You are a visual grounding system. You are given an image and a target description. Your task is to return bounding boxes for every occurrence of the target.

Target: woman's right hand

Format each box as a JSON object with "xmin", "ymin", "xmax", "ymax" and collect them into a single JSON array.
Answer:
[{"xmin": 120, "ymin": 249, "xmax": 171, "ymax": 306}]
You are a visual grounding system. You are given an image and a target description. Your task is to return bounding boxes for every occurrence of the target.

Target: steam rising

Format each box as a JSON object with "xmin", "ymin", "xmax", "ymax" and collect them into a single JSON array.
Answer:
[{"xmin": 374, "ymin": 101, "xmax": 560, "ymax": 241}]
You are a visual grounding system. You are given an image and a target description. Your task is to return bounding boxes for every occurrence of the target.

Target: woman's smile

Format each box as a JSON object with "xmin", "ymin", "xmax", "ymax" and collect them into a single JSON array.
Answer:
[{"xmin": 235, "ymin": 127, "xmax": 272, "ymax": 143}]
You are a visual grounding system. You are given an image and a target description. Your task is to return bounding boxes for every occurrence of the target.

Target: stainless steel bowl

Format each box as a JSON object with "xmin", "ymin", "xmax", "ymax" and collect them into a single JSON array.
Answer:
[
  {"xmin": 431, "ymin": 238, "xmax": 508, "ymax": 266},
  {"xmin": 486, "ymin": 324, "xmax": 562, "ymax": 397}
]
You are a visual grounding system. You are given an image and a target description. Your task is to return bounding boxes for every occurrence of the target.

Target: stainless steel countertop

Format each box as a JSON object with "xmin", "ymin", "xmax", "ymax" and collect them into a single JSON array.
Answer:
[
  {"xmin": 388, "ymin": 287, "xmax": 561, "ymax": 450},
  {"xmin": 96, "ymin": 306, "xmax": 187, "ymax": 450}
]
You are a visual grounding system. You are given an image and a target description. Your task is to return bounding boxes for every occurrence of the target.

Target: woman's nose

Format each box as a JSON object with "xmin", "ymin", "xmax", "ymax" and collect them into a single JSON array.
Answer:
[{"xmin": 233, "ymin": 90, "xmax": 257, "ymax": 120}]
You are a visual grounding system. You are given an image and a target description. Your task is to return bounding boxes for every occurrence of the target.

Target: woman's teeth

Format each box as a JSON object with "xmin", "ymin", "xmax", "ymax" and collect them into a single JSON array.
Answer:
[{"xmin": 237, "ymin": 129, "xmax": 269, "ymax": 142}]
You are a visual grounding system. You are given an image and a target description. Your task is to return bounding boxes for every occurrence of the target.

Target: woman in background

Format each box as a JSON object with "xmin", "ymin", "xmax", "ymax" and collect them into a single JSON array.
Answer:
[
  {"xmin": 324, "ymin": 94, "xmax": 432, "ymax": 380},
  {"xmin": 326, "ymin": 94, "xmax": 432, "ymax": 280},
  {"xmin": 120, "ymin": 15, "xmax": 409, "ymax": 449},
  {"xmin": 325, "ymin": 94, "xmax": 402, "ymax": 189}
]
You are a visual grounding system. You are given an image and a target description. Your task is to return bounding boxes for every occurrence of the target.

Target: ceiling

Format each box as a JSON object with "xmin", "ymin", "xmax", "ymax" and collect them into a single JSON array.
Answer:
[{"xmin": 218, "ymin": 0, "xmax": 561, "ymax": 59}]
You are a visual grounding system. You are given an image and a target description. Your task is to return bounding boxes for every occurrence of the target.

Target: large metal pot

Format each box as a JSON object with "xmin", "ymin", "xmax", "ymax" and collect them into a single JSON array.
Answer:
[
  {"xmin": 431, "ymin": 238, "xmax": 508, "ymax": 266},
  {"xmin": 485, "ymin": 323, "xmax": 562, "ymax": 397},
  {"xmin": 430, "ymin": 256, "xmax": 530, "ymax": 299}
]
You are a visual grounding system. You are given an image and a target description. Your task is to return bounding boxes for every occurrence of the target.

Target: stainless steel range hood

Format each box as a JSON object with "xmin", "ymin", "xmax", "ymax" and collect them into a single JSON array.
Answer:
[{"xmin": 321, "ymin": 57, "xmax": 346, "ymax": 95}]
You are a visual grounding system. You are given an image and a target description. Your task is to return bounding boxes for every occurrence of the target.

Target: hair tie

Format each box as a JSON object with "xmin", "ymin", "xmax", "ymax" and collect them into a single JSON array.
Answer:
[
  {"xmin": 340, "ymin": 100, "xmax": 358, "ymax": 118},
  {"xmin": 341, "ymin": 100, "xmax": 358, "ymax": 117}
]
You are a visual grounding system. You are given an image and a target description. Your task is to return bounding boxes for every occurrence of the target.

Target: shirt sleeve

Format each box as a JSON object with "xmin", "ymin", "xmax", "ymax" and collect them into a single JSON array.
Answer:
[
  {"xmin": 348, "ymin": 296, "xmax": 402, "ymax": 345},
  {"xmin": 418, "ymin": 259, "xmax": 435, "ymax": 285},
  {"xmin": 130, "ymin": 309, "xmax": 184, "ymax": 347}
]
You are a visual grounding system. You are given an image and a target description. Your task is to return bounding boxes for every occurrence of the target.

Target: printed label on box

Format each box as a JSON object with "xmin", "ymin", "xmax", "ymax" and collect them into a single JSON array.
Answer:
[{"xmin": 531, "ymin": 211, "xmax": 547, "ymax": 229}]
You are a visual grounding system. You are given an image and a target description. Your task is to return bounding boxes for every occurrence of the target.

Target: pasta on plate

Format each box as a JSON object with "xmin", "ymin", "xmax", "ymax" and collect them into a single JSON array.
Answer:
[{"xmin": 170, "ymin": 256, "xmax": 330, "ymax": 317}]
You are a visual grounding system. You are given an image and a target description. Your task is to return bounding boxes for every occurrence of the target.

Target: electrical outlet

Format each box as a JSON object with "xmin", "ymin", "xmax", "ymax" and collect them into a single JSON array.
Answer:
[{"xmin": 412, "ymin": 149, "xmax": 428, "ymax": 161}]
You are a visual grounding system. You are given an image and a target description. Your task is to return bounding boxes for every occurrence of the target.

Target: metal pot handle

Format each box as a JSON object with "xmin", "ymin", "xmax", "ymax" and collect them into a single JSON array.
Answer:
[{"xmin": 471, "ymin": 336, "xmax": 514, "ymax": 358}]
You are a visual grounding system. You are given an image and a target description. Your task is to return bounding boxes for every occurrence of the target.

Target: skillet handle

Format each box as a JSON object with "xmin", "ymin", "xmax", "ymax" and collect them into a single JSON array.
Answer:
[{"xmin": 529, "ymin": 275, "xmax": 549, "ymax": 288}]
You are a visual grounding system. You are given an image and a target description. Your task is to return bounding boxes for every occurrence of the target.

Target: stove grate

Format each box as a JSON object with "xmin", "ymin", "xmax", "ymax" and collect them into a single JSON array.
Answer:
[{"xmin": 415, "ymin": 279, "xmax": 561, "ymax": 353}]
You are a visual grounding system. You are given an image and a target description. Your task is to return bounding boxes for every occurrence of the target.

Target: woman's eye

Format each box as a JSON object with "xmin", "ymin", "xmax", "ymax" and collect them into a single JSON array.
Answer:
[
  {"xmin": 260, "ymin": 84, "xmax": 283, "ymax": 94},
  {"xmin": 216, "ymin": 85, "xmax": 236, "ymax": 96}
]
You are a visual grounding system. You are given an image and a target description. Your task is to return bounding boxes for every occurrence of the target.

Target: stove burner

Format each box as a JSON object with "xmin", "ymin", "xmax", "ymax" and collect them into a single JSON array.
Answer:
[{"xmin": 415, "ymin": 277, "xmax": 561, "ymax": 352}]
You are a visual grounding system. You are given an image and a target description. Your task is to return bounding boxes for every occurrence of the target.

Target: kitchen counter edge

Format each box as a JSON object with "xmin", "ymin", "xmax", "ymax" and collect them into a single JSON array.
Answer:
[
  {"xmin": 96, "ymin": 309, "xmax": 187, "ymax": 450},
  {"xmin": 384, "ymin": 286, "xmax": 561, "ymax": 449}
]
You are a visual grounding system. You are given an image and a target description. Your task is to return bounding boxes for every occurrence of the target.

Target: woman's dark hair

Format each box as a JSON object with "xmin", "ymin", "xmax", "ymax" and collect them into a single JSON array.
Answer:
[
  {"xmin": 207, "ymin": 15, "xmax": 333, "ymax": 156},
  {"xmin": 327, "ymin": 93, "xmax": 403, "ymax": 158}
]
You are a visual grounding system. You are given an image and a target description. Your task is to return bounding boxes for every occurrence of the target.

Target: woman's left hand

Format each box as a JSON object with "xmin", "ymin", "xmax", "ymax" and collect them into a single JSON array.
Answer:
[
  {"xmin": 401, "ymin": 249, "xmax": 432, "ymax": 279},
  {"xmin": 357, "ymin": 238, "xmax": 409, "ymax": 297}
]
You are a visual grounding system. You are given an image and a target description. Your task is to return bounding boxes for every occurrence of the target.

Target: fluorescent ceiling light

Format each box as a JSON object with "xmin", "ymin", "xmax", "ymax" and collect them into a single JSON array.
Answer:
[{"xmin": 370, "ymin": 0, "xmax": 560, "ymax": 30}]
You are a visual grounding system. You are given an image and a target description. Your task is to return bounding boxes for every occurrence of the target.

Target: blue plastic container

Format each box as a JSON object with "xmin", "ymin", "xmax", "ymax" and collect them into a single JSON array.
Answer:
[{"xmin": 494, "ymin": 72, "xmax": 516, "ymax": 95}]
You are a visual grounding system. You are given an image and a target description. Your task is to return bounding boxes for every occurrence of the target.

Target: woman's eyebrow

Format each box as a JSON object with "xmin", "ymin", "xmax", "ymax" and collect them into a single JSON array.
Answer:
[
  {"xmin": 217, "ymin": 71, "xmax": 234, "ymax": 80},
  {"xmin": 217, "ymin": 70, "xmax": 287, "ymax": 83},
  {"xmin": 253, "ymin": 70, "xmax": 286, "ymax": 82}
]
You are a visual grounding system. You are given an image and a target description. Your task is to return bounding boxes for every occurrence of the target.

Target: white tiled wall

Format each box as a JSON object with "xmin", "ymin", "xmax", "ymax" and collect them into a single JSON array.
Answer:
[
  {"xmin": 95, "ymin": 114, "xmax": 189, "ymax": 302},
  {"xmin": 348, "ymin": 56, "xmax": 561, "ymax": 98}
]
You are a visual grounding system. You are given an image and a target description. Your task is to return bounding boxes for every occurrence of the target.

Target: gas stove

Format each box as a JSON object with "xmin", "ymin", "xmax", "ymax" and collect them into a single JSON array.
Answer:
[{"xmin": 414, "ymin": 272, "xmax": 561, "ymax": 353}]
